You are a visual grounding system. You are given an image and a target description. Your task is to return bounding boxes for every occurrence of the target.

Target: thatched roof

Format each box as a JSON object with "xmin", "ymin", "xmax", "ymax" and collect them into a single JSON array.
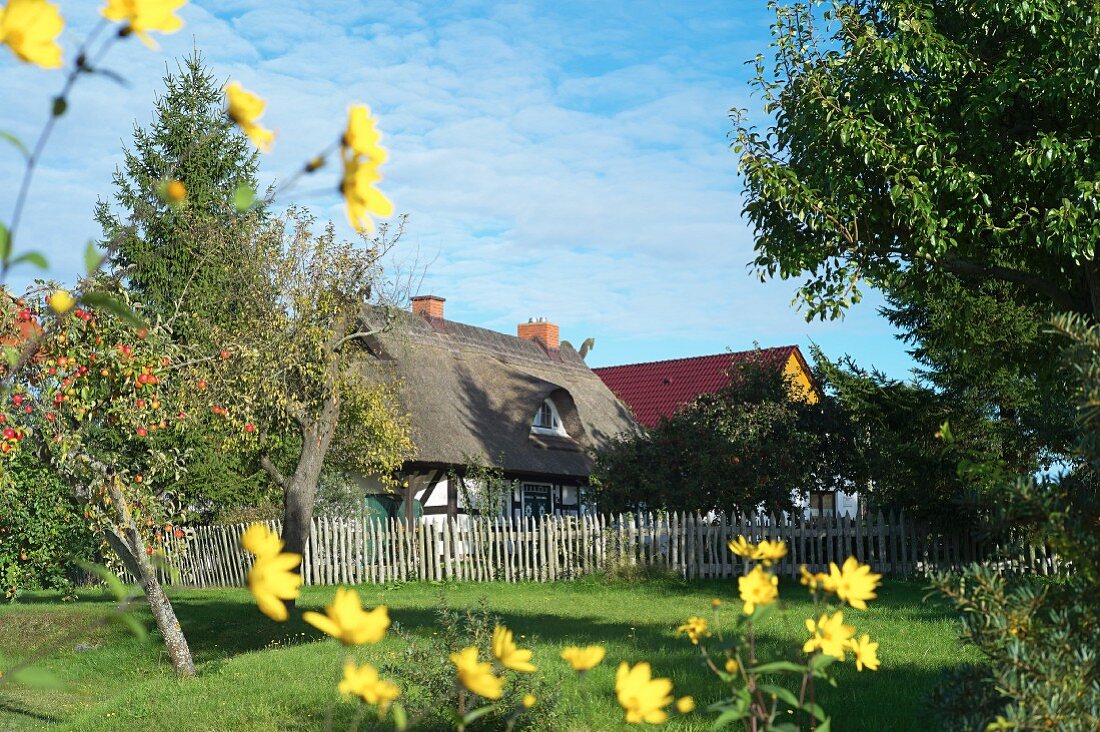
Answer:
[{"xmin": 363, "ymin": 307, "xmax": 640, "ymax": 479}]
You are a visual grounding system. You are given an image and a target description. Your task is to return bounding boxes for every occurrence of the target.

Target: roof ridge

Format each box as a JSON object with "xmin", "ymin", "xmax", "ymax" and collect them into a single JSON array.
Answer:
[{"xmin": 591, "ymin": 345, "xmax": 798, "ymax": 372}]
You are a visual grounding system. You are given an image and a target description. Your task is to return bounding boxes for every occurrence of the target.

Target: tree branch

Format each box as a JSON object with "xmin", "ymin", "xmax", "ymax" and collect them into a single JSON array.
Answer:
[
  {"xmin": 259, "ymin": 453, "xmax": 289, "ymax": 488},
  {"xmin": 935, "ymin": 254, "xmax": 1080, "ymax": 311}
]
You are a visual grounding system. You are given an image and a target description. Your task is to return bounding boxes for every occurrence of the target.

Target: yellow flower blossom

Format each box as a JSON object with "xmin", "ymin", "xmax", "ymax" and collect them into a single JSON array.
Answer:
[
  {"xmin": 101, "ymin": 0, "xmax": 185, "ymax": 50},
  {"xmin": 561, "ymin": 645, "xmax": 606, "ymax": 672},
  {"xmin": 303, "ymin": 587, "xmax": 389, "ymax": 645},
  {"xmin": 848, "ymin": 633, "xmax": 880, "ymax": 671},
  {"xmin": 451, "ymin": 646, "xmax": 504, "ymax": 700},
  {"xmin": 344, "ymin": 104, "xmax": 387, "ymax": 163},
  {"xmin": 724, "ymin": 658, "xmax": 739, "ymax": 674},
  {"xmin": 753, "ymin": 539, "xmax": 787, "ymax": 566},
  {"xmin": 241, "ymin": 522, "xmax": 283, "ymax": 559},
  {"xmin": 165, "ymin": 179, "xmax": 186, "ymax": 202},
  {"xmin": 710, "ymin": 598, "xmax": 721, "ymax": 609},
  {"xmin": 615, "ymin": 661, "xmax": 674, "ymax": 725},
  {"xmin": 522, "ymin": 693, "xmax": 537, "ymax": 709},
  {"xmin": 492, "ymin": 624, "xmax": 537, "ymax": 672},
  {"xmin": 47, "ymin": 290, "xmax": 75, "ymax": 314},
  {"xmin": 675, "ymin": 696, "xmax": 695, "ymax": 713},
  {"xmin": 728, "ymin": 535, "xmax": 755, "ymax": 558},
  {"xmin": 224, "ymin": 81, "xmax": 274, "ymax": 152},
  {"xmin": 675, "ymin": 616, "xmax": 709, "ymax": 645},
  {"xmin": 799, "ymin": 564, "xmax": 827, "ymax": 590},
  {"xmin": 0, "ymin": 0, "xmax": 63, "ymax": 69},
  {"xmin": 341, "ymin": 152, "xmax": 393, "ymax": 232},
  {"xmin": 240, "ymin": 523, "xmax": 301, "ymax": 621},
  {"xmin": 803, "ymin": 611, "xmax": 856, "ymax": 660},
  {"xmin": 738, "ymin": 565, "xmax": 778, "ymax": 615},
  {"xmin": 338, "ymin": 660, "xmax": 400, "ymax": 710},
  {"xmin": 825, "ymin": 556, "xmax": 882, "ymax": 610}
]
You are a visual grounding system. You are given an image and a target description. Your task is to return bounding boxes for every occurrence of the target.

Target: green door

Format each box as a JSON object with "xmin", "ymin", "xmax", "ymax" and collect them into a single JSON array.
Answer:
[{"xmin": 522, "ymin": 484, "xmax": 552, "ymax": 519}]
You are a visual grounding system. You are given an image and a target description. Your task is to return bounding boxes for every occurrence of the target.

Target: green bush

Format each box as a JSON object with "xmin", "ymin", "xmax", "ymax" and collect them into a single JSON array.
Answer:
[
  {"xmin": 0, "ymin": 451, "xmax": 99, "ymax": 600},
  {"xmin": 930, "ymin": 315, "xmax": 1100, "ymax": 730}
]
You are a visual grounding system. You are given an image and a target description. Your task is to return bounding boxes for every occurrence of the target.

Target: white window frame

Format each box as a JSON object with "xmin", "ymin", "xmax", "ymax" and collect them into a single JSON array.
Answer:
[{"xmin": 531, "ymin": 399, "xmax": 567, "ymax": 436}]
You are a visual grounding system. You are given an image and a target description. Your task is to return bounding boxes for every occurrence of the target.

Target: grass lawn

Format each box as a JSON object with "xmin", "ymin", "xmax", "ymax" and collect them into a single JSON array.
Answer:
[{"xmin": 0, "ymin": 577, "xmax": 978, "ymax": 730}]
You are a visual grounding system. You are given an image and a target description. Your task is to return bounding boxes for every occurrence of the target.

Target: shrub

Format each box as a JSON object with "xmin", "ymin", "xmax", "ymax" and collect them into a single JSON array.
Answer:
[{"xmin": 0, "ymin": 451, "xmax": 99, "ymax": 600}]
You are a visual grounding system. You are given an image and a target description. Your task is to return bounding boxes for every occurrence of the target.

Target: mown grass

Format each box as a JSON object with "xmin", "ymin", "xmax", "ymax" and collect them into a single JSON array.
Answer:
[{"xmin": 0, "ymin": 577, "xmax": 978, "ymax": 730}]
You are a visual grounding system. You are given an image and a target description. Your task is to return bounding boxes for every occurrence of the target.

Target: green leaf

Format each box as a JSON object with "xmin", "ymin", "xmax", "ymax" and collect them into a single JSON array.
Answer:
[
  {"xmin": 9, "ymin": 251, "xmax": 48, "ymax": 269},
  {"xmin": 818, "ymin": 718, "xmax": 832, "ymax": 732},
  {"xmin": 810, "ymin": 653, "xmax": 837, "ymax": 672},
  {"xmin": 84, "ymin": 241, "xmax": 105, "ymax": 275},
  {"xmin": 80, "ymin": 292, "xmax": 144, "ymax": 328},
  {"xmin": 0, "ymin": 221, "xmax": 10, "ymax": 263},
  {"xmin": 76, "ymin": 560, "xmax": 128, "ymax": 601},
  {"xmin": 748, "ymin": 661, "xmax": 806, "ymax": 675},
  {"xmin": 0, "ymin": 130, "xmax": 29, "ymax": 160},
  {"xmin": 9, "ymin": 667, "xmax": 62, "ymax": 689},
  {"xmin": 2, "ymin": 345, "xmax": 20, "ymax": 367},
  {"xmin": 765, "ymin": 723, "xmax": 799, "ymax": 732},
  {"xmin": 758, "ymin": 683, "xmax": 801, "ymax": 709},
  {"xmin": 111, "ymin": 612, "xmax": 148, "ymax": 642},
  {"xmin": 801, "ymin": 701, "xmax": 827, "ymax": 723},
  {"xmin": 711, "ymin": 708, "xmax": 749, "ymax": 729},
  {"xmin": 233, "ymin": 183, "xmax": 256, "ymax": 212},
  {"xmin": 462, "ymin": 705, "xmax": 496, "ymax": 725},
  {"xmin": 391, "ymin": 702, "xmax": 408, "ymax": 731}
]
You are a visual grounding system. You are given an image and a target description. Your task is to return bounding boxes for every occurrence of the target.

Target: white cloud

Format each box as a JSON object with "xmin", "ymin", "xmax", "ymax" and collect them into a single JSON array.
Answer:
[{"xmin": 0, "ymin": 0, "xmax": 914, "ymax": 377}]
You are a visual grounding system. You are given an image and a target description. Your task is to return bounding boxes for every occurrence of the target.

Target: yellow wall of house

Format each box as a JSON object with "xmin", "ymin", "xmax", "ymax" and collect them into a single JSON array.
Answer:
[{"xmin": 784, "ymin": 353, "xmax": 819, "ymax": 404}]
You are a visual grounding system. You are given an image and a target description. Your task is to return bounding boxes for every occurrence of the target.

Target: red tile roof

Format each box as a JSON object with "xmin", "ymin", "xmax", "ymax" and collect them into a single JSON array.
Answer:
[{"xmin": 592, "ymin": 347, "xmax": 803, "ymax": 429}]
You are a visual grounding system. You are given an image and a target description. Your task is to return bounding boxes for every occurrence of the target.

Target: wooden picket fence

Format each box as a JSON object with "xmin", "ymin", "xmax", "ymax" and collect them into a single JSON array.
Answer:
[{"xmin": 145, "ymin": 511, "xmax": 1064, "ymax": 588}]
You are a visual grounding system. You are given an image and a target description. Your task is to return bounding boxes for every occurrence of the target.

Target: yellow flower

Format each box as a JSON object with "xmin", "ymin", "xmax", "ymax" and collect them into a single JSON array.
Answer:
[
  {"xmin": 799, "ymin": 564, "xmax": 827, "ymax": 590},
  {"xmin": 451, "ymin": 646, "xmax": 504, "ymax": 700},
  {"xmin": 728, "ymin": 535, "xmax": 755, "ymax": 558},
  {"xmin": 803, "ymin": 611, "xmax": 856, "ymax": 660},
  {"xmin": 848, "ymin": 633, "xmax": 880, "ymax": 671},
  {"xmin": 344, "ymin": 104, "xmax": 387, "ymax": 164},
  {"xmin": 560, "ymin": 645, "xmax": 605, "ymax": 672},
  {"xmin": 241, "ymin": 523, "xmax": 301, "ymax": 621},
  {"xmin": 0, "ymin": 0, "xmax": 63, "ymax": 69},
  {"xmin": 615, "ymin": 661, "xmax": 674, "ymax": 725},
  {"xmin": 675, "ymin": 696, "xmax": 695, "ymax": 714},
  {"xmin": 302, "ymin": 587, "xmax": 389, "ymax": 645},
  {"xmin": 338, "ymin": 660, "xmax": 400, "ymax": 711},
  {"xmin": 101, "ymin": 0, "xmax": 185, "ymax": 50},
  {"xmin": 241, "ymin": 522, "xmax": 283, "ymax": 559},
  {"xmin": 47, "ymin": 290, "xmax": 75, "ymax": 314},
  {"xmin": 341, "ymin": 152, "xmax": 393, "ymax": 232},
  {"xmin": 710, "ymin": 598, "xmax": 721, "ymax": 609},
  {"xmin": 224, "ymin": 81, "xmax": 274, "ymax": 152},
  {"xmin": 825, "ymin": 556, "xmax": 882, "ymax": 610},
  {"xmin": 724, "ymin": 658, "xmax": 739, "ymax": 674},
  {"xmin": 492, "ymin": 625, "xmax": 536, "ymax": 672},
  {"xmin": 165, "ymin": 179, "xmax": 186, "ymax": 202},
  {"xmin": 738, "ymin": 565, "xmax": 778, "ymax": 615},
  {"xmin": 675, "ymin": 616, "xmax": 709, "ymax": 645},
  {"xmin": 753, "ymin": 539, "xmax": 788, "ymax": 566},
  {"xmin": 522, "ymin": 693, "xmax": 537, "ymax": 709}
]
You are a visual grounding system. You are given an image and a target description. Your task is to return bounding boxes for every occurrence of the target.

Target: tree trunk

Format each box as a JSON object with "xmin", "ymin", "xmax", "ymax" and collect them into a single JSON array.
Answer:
[
  {"xmin": 280, "ymin": 412, "xmax": 340, "ymax": 599},
  {"xmin": 104, "ymin": 479, "xmax": 196, "ymax": 677}
]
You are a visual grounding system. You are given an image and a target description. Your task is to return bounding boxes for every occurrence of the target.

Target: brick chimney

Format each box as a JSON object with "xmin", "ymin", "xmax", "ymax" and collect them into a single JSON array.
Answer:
[
  {"xmin": 517, "ymin": 317, "xmax": 559, "ymax": 350},
  {"xmin": 410, "ymin": 295, "xmax": 445, "ymax": 319}
]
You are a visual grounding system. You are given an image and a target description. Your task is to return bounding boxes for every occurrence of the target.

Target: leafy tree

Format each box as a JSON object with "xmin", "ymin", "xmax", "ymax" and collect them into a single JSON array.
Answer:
[
  {"xmin": 591, "ymin": 357, "xmax": 859, "ymax": 515},
  {"xmin": 195, "ymin": 208, "xmax": 413, "ymax": 587},
  {"xmin": 735, "ymin": 0, "xmax": 1100, "ymax": 323},
  {"xmin": 0, "ymin": 284, "xmax": 203, "ymax": 675}
]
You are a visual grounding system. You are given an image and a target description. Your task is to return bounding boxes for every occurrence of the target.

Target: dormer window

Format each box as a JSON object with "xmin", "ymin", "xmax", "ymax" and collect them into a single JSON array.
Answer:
[{"xmin": 532, "ymin": 399, "xmax": 567, "ymax": 436}]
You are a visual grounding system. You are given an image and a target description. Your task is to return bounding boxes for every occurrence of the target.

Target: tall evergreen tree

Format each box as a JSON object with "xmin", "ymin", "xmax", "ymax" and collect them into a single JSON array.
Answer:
[
  {"xmin": 94, "ymin": 50, "xmax": 274, "ymax": 519},
  {"xmin": 96, "ymin": 49, "xmax": 262, "ymax": 344}
]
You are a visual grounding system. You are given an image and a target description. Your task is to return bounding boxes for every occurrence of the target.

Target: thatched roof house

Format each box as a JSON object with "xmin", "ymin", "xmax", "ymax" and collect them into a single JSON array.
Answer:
[{"xmin": 359, "ymin": 296, "xmax": 639, "ymax": 520}]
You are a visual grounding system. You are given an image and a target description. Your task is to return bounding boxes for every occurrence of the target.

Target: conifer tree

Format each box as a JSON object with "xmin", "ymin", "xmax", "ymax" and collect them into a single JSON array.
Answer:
[{"xmin": 95, "ymin": 49, "xmax": 262, "ymax": 345}]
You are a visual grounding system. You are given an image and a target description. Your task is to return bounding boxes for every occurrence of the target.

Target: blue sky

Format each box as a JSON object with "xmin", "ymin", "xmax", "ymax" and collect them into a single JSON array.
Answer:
[{"xmin": 0, "ymin": 0, "xmax": 917, "ymax": 377}]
